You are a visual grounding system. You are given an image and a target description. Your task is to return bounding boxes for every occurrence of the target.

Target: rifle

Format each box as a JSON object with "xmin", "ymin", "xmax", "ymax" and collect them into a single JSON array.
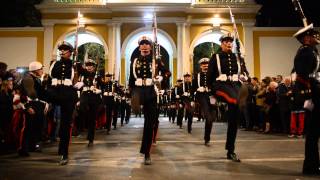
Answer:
[
  {"xmin": 292, "ymin": 0, "xmax": 308, "ymax": 27},
  {"xmin": 152, "ymin": 12, "xmax": 161, "ymax": 77},
  {"xmin": 152, "ymin": 12, "xmax": 171, "ymax": 90},
  {"xmin": 152, "ymin": 12, "xmax": 162, "ymax": 89},
  {"xmin": 72, "ymin": 11, "xmax": 82, "ymax": 84},
  {"xmin": 227, "ymin": 6, "xmax": 249, "ymax": 78}
]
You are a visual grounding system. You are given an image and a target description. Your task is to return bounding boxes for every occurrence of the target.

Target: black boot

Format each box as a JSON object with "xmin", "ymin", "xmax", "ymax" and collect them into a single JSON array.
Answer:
[
  {"xmin": 227, "ymin": 152, "xmax": 241, "ymax": 162},
  {"xmin": 144, "ymin": 154, "xmax": 151, "ymax": 165},
  {"xmin": 59, "ymin": 155, "xmax": 69, "ymax": 166}
]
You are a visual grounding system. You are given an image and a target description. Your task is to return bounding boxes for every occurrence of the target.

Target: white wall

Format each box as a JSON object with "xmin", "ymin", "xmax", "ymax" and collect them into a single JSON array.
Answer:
[
  {"xmin": 259, "ymin": 37, "xmax": 300, "ymax": 78},
  {"xmin": 0, "ymin": 37, "xmax": 37, "ymax": 70}
]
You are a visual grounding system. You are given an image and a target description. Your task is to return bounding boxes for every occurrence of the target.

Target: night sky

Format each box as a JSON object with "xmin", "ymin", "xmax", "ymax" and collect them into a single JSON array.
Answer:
[
  {"xmin": 255, "ymin": 0, "xmax": 320, "ymax": 27},
  {"xmin": 0, "ymin": 0, "xmax": 319, "ymax": 27}
]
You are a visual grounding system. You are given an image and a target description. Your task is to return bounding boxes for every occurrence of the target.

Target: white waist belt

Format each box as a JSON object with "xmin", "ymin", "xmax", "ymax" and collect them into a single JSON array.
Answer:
[
  {"xmin": 197, "ymin": 87, "xmax": 209, "ymax": 92},
  {"xmin": 135, "ymin": 78, "xmax": 153, "ymax": 86},
  {"xmin": 103, "ymin": 92, "xmax": 113, "ymax": 96},
  {"xmin": 83, "ymin": 86, "xmax": 101, "ymax": 94},
  {"xmin": 216, "ymin": 74, "xmax": 239, "ymax": 82},
  {"xmin": 51, "ymin": 78, "xmax": 72, "ymax": 86},
  {"xmin": 183, "ymin": 92, "xmax": 190, "ymax": 96}
]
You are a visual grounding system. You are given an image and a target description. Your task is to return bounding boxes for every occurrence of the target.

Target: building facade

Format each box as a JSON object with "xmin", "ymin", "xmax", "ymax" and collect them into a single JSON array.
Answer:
[{"xmin": 0, "ymin": 0, "xmax": 306, "ymax": 84}]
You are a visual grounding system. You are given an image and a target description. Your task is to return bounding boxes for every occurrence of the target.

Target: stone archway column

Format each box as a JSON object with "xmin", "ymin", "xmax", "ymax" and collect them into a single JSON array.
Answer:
[
  {"xmin": 176, "ymin": 22, "xmax": 190, "ymax": 78},
  {"xmin": 108, "ymin": 22, "xmax": 121, "ymax": 80},
  {"xmin": 242, "ymin": 22, "xmax": 255, "ymax": 76},
  {"xmin": 43, "ymin": 22, "xmax": 54, "ymax": 72}
]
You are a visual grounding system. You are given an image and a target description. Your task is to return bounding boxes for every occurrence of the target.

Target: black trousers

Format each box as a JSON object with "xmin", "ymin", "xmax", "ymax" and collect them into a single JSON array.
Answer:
[
  {"xmin": 132, "ymin": 87, "xmax": 157, "ymax": 155},
  {"xmin": 168, "ymin": 106, "xmax": 176, "ymax": 123},
  {"xmin": 80, "ymin": 92, "xmax": 100, "ymax": 142},
  {"xmin": 153, "ymin": 108, "xmax": 160, "ymax": 143},
  {"xmin": 183, "ymin": 100, "xmax": 194, "ymax": 133},
  {"xmin": 103, "ymin": 96, "xmax": 114, "ymax": 131},
  {"xmin": 197, "ymin": 93, "xmax": 216, "ymax": 142},
  {"xmin": 303, "ymin": 108, "xmax": 320, "ymax": 172},
  {"xmin": 112, "ymin": 101, "xmax": 119, "ymax": 128},
  {"xmin": 125, "ymin": 103, "xmax": 131, "ymax": 123},
  {"xmin": 20, "ymin": 101, "xmax": 46, "ymax": 153},
  {"xmin": 177, "ymin": 102, "xmax": 184, "ymax": 128},
  {"xmin": 225, "ymin": 104, "xmax": 239, "ymax": 153},
  {"xmin": 54, "ymin": 86, "xmax": 77, "ymax": 157}
]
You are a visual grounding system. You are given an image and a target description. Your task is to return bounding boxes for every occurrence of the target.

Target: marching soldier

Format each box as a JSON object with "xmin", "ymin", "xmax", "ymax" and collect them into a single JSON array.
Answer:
[
  {"xmin": 174, "ymin": 79, "xmax": 184, "ymax": 128},
  {"xmin": 112, "ymin": 81, "xmax": 121, "ymax": 130},
  {"xmin": 129, "ymin": 36, "xmax": 170, "ymax": 165},
  {"xmin": 182, "ymin": 73, "xmax": 195, "ymax": 133},
  {"xmin": 76, "ymin": 59, "xmax": 102, "ymax": 147},
  {"xmin": 102, "ymin": 73, "xmax": 115, "ymax": 134},
  {"xmin": 193, "ymin": 58, "xmax": 215, "ymax": 146},
  {"xmin": 48, "ymin": 41, "xmax": 78, "ymax": 165},
  {"xmin": 119, "ymin": 85, "xmax": 127, "ymax": 126},
  {"xmin": 167, "ymin": 89, "xmax": 176, "ymax": 123},
  {"xmin": 124, "ymin": 88, "xmax": 132, "ymax": 124},
  {"xmin": 292, "ymin": 24, "xmax": 320, "ymax": 175},
  {"xmin": 207, "ymin": 34, "xmax": 248, "ymax": 162}
]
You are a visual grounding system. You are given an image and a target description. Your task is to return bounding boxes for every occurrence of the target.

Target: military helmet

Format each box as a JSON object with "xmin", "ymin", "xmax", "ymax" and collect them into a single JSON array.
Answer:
[
  {"xmin": 183, "ymin": 73, "xmax": 191, "ymax": 77},
  {"xmin": 105, "ymin": 72, "xmax": 113, "ymax": 77},
  {"xmin": 293, "ymin": 24, "xmax": 320, "ymax": 44},
  {"xmin": 84, "ymin": 59, "xmax": 97, "ymax": 66},
  {"xmin": 58, "ymin": 41, "xmax": 74, "ymax": 52},
  {"xmin": 219, "ymin": 33, "xmax": 234, "ymax": 42},
  {"xmin": 198, "ymin": 57, "xmax": 210, "ymax": 64},
  {"xmin": 138, "ymin": 36, "xmax": 152, "ymax": 45}
]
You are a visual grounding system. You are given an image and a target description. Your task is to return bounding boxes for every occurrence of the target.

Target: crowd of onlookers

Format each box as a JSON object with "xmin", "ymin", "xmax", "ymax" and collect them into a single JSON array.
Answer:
[{"xmin": 238, "ymin": 74, "xmax": 305, "ymax": 138}]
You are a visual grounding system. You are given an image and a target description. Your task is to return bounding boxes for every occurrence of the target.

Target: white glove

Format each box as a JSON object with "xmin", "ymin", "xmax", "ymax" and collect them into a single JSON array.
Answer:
[
  {"xmin": 197, "ymin": 87, "xmax": 205, "ymax": 92},
  {"xmin": 191, "ymin": 101, "xmax": 195, "ymax": 107},
  {"xmin": 176, "ymin": 95, "xmax": 180, "ymax": 99},
  {"xmin": 94, "ymin": 89, "xmax": 102, "ymax": 94},
  {"xmin": 304, "ymin": 99, "xmax": 314, "ymax": 111},
  {"xmin": 216, "ymin": 74, "xmax": 227, "ymax": 81},
  {"xmin": 154, "ymin": 75, "xmax": 163, "ymax": 82},
  {"xmin": 74, "ymin": 82, "xmax": 84, "ymax": 89}
]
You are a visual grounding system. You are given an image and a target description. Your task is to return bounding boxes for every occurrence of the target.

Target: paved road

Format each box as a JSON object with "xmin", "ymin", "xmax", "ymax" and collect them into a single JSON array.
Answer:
[{"xmin": 0, "ymin": 116, "xmax": 318, "ymax": 180}]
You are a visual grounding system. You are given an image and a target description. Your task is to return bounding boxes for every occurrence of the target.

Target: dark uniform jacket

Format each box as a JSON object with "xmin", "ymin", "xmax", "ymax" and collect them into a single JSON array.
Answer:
[
  {"xmin": 293, "ymin": 45, "xmax": 320, "ymax": 106},
  {"xmin": 208, "ymin": 51, "xmax": 243, "ymax": 104}
]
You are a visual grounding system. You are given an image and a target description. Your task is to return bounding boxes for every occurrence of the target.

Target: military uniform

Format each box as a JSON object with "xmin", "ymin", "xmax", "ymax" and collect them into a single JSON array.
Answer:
[
  {"xmin": 174, "ymin": 80, "xmax": 184, "ymax": 128},
  {"xmin": 48, "ymin": 41, "xmax": 78, "ymax": 165},
  {"xmin": 207, "ymin": 35, "xmax": 247, "ymax": 161},
  {"xmin": 77, "ymin": 60, "xmax": 102, "ymax": 146},
  {"xmin": 182, "ymin": 74, "xmax": 195, "ymax": 133},
  {"xmin": 192, "ymin": 59, "xmax": 216, "ymax": 145},
  {"xmin": 167, "ymin": 89, "xmax": 176, "ymax": 123},
  {"xmin": 292, "ymin": 25, "xmax": 320, "ymax": 175},
  {"xmin": 112, "ymin": 81, "xmax": 121, "ymax": 129},
  {"xmin": 102, "ymin": 74, "xmax": 116, "ymax": 134}
]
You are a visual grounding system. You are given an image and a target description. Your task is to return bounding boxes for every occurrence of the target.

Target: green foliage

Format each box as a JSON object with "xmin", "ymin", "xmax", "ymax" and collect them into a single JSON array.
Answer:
[
  {"xmin": 193, "ymin": 42, "xmax": 220, "ymax": 73},
  {"xmin": 77, "ymin": 42, "xmax": 105, "ymax": 72}
]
